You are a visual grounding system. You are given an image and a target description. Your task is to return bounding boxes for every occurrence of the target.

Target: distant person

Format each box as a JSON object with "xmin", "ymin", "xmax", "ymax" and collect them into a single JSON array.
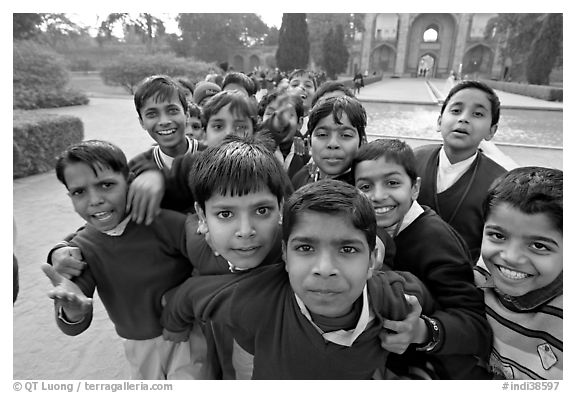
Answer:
[
  {"xmin": 474, "ymin": 167, "xmax": 563, "ymax": 380},
  {"xmin": 311, "ymin": 81, "xmax": 355, "ymax": 108},
  {"xmin": 42, "ymin": 140, "xmax": 206, "ymax": 380},
  {"xmin": 175, "ymin": 77, "xmax": 195, "ymax": 104},
  {"xmin": 287, "ymin": 69, "xmax": 317, "ymax": 117},
  {"xmin": 414, "ymin": 80, "xmax": 508, "ymax": 262},
  {"xmin": 353, "ymin": 72, "xmax": 364, "ymax": 95},
  {"xmin": 222, "ymin": 72, "xmax": 257, "ymax": 98},
  {"xmin": 193, "ymin": 81, "xmax": 222, "ymax": 107},
  {"xmin": 185, "ymin": 101, "xmax": 205, "ymax": 143}
]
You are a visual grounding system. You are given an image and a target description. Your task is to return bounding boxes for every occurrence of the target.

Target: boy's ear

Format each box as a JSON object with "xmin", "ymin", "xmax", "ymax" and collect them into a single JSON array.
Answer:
[
  {"xmin": 194, "ymin": 202, "xmax": 208, "ymax": 233},
  {"xmin": 411, "ymin": 177, "xmax": 421, "ymax": 201},
  {"xmin": 282, "ymin": 241, "xmax": 288, "ymax": 270},
  {"xmin": 367, "ymin": 247, "xmax": 377, "ymax": 280},
  {"xmin": 485, "ymin": 124, "xmax": 498, "ymax": 141},
  {"xmin": 436, "ymin": 115, "xmax": 442, "ymax": 132}
]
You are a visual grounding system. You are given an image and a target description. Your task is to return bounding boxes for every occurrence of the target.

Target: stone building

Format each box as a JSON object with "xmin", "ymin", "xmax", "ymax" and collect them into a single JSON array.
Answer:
[{"xmin": 349, "ymin": 13, "xmax": 505, "ymax": 80}]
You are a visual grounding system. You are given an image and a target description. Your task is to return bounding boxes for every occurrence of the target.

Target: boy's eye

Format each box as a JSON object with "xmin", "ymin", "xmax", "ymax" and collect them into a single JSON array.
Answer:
[
  {"xmin": 341, "ymin": 131, "xmax": 356, "ymax": 139},
  {"xmin": 530, "ymin": 242, "xmax": 552, "ymax": 253},
  {"xmin": 190, "ymin": 124, "xmax": 203, "ymax": 130},
  {"xmin": 235, "ymin": 124, "xmax": 248, "ymax": 132},
  {"xmin": 145, "ymin": 112, "xmax": 158, "ymax": 119},
  {"xmin": 101, "ymin": 182, "xmax": 114, "ymax": 189},
  {"xmin": 217, "ymin": 211, "xmax": 233, "ymax": 219},
  {"xmin": 473, "ymin": 111, "xmax": 485, "ymax": 117},
  {"xmin": 449, "ymin": 108, "xmax": 461, "ymax": 114},
  {"xmin": 486, "ymin": 230, "xmax": 505, "ymax": 242},
  {"xmin": 356, "ymin": 183, "xmax": 372, "ymax": 192},
  {"xmin": 341, "ymin": 246, "xmax": 358, "ymax": 254},
  {"xmin": 295, "ymin": 244, "xmax": 313, "ymax": 252},
  {"xmin": 313, "ymin": 131, "xmax": 327, "ymax": 138},
  {"xmin": 256, "ymin": 207, "xmax": 270, "ymax": 216},
  {"xmin": 387, "ymin": 179, "xmax": 400, "ymax": 187},
  {"xmin": 70, "ymin": 189, "xmax": 84, "ymax": 197}
]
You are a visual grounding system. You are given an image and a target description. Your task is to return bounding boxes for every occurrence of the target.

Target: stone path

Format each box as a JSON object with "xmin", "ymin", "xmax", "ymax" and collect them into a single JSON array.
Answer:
[{"xmin": 12, "ymin": 78, "xmax": 563, "ymax": 380}]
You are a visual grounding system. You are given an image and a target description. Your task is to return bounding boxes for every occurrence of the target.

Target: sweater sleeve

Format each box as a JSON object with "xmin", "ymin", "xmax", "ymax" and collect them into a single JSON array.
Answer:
[{"xmin": 128, "ymin": 149, "xmax": 157, "ymax": 177}]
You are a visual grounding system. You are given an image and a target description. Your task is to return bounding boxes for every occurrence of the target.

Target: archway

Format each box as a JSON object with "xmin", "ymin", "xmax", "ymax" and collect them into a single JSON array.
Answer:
[
  {"xmin": 462, "ymin": 44, "xmax": 494, "ymax": 79},
  {"xmin": 249, "ymin": 54, "xmax": 261, "ymax": 71},
  {"xmin": 370, "ymin": 44, "xmax": 396, "ymax": 74},
  {"xmin": 232, "ymin": 55, "xmax": 244, "ymax": 72},
  {"xmin": 417, "ymin": 54, "xmax": 436, "ymax": 78}
]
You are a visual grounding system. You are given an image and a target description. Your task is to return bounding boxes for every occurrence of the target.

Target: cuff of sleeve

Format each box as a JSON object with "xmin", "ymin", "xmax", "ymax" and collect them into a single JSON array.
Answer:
[{"xmin": 57, "ymin": 306, "xmax": 86, "ymax": 325}]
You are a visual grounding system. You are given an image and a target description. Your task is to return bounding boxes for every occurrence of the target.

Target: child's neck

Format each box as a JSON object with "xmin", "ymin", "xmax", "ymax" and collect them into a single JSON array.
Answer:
[
  {"xmin": 444, "ymin": 145, "xmax": 477, "ymax": 164},
  {"xmin": 160, "ymin": 138, "xmax": 189, "ymax": 158}
]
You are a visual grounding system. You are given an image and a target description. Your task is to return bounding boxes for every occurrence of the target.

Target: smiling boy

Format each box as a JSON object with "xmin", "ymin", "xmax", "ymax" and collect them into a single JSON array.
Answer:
[{"xmin": 475, "ymin": 167, "xmax": 563, "ymax": 380}]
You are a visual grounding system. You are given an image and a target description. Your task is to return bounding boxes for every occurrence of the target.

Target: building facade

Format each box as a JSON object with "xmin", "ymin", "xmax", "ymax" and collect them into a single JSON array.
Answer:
[{"xmin": 349, "ymin": 13, "xmax": 504, "ymax": 80}]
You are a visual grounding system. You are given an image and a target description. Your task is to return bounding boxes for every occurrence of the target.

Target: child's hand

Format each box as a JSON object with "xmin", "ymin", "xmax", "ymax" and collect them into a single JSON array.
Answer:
[
  {"xmin": 42, "ymin": 264, "xmax": 92, "ymax": 322},
  {"xmin": 162, "ymin": 328, "xmax": 190, "ymax": 343},
  {"xmin": 127, "ymin": 170, "xmax": 164, "ymax": 225},
  {"xmin": 378, "ymin": 295, "xmax": 424, "ymax": 354},
  {"xmin": 51, "ymin": 247, "xmax": 86, "ymax": 279}
]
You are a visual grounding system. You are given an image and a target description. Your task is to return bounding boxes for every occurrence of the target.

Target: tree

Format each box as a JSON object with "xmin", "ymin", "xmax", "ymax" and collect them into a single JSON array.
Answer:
[
  {"xmin": 526, "ymin": 14, "xmax": 562, "ymax": 85},
  {"xmin": 176, "ymin": 14, "xmax": 270, "ymax": 62},
  {"xmin": 307, "ymin": 13, "xmax": 363, "ymax": 70},
  {"xmin": 13, "ymin": 13, "xmax": 44, "ymax": 40},
  {"xmin": 485, "ymin": 14, "xmax": 545, "ymax": 82},
  {"xmin": 96, "ymin": 13, "xmax": 166, "ymax": 51},
  {"xmin": 321, "ymin": 25, "xmax": 349, "ymax": 79},
  {"xmin": 276, "ymin": 14, "xmax": 310, "ymax": 72}
]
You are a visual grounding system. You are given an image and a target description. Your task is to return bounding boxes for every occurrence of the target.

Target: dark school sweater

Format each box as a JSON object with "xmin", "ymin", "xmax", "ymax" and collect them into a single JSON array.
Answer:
[
  {"xmin": 414, "ymin": 144, "xmax": 507, "ymax": 263},
  {"xmin": 162, "ymin": 263, "xmax": 435, "ymax": 379},
  {"xmin": 55, "ymin": 210, "xmax": 193, "ymax": 340},
  {"xmin": 384, "ymin": 205, "xmax": 493, "ymax": 379}
]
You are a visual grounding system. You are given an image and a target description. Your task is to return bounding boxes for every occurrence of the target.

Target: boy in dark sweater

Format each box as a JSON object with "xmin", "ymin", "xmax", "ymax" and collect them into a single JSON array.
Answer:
[
  {"xmin": 414, "ymin": 80, "xmax": 507, "ymax": 262},
  {"xmin": 161, "ymin": 179, "xmax": 435, "ymax": 379},
  {"xmin": 41, "ymin": 140, "xmax": 204, "ymax": 379},
  {"xmin": 352, "ymin": 138, "xmax": 493, "ymax": 379}
]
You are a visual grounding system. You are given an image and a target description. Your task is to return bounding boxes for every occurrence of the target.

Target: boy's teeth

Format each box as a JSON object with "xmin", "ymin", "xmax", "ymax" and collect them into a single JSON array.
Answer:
[
  {"xmin": 93, "ymin": 212, "xmax": 112, "ymax": 220},
  {"xmin": 375, "ymin": 206, "xmax": 393, "ymax": 214},
  {"xmin": 498, "ymin": 266, "xmax": 530, "ymax": 280},
  {"xmin": 157, "ymin": 128, "xmax": 176, "ymax": 135}
]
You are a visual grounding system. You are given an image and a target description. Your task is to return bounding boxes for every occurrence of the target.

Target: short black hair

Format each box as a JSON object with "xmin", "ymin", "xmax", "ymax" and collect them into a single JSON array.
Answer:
[
  {"xmin": 282, "ymin": 179, "xmax": 377, "ymax": 251},
  {"xmin": 258, "ymin": 89, "xmax": 304, "ymax": 119},
  {"xmin": 441, "ymin": 80, "xmax": 501, "ymax": 126},
  {"xmin": 483, "ymin": 166, "xmax": 563, "ymax": 232},
  {"xmin": 307, "ymin": 96, "xmax": 367, "ymax": 146},
  {"xmin": 201, "ymin": 90, "xmax": 258, "ymax": 129},
  {"xmin": 352, "ymin": 139, "xmax": 418, "ymax": 185},
  {"xmin": 55, "ymin": 140, "xmax": 129, "ymax": 188},
  {"xmin": 311, "ymin": 81, "xmax": 355, "ymax": 108},
  {"xmin": 189, "ymin": 133, "xmax": 292, "ymax": 212},
  {"xmin": 222, "ymin": 71, "xmax": 257, "ymax": 96},
  {"xmin": 134, "ymin": 75, "xmax": 189, "ymax": 119},
  {"xmin": 288, "ymin": 69, "xmax": 317, "ymax": 90}
]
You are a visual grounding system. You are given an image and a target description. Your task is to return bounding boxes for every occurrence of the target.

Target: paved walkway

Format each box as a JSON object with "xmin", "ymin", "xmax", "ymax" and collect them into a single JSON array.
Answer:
[{"xmin": 12, "ymin": 78, "xmax": 563, "ymax": 380}]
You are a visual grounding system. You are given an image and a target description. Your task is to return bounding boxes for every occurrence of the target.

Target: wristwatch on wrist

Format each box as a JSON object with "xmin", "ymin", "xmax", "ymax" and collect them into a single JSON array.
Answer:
[{"xmin": 415, "ymin": 314, "xmax": 440, "ymax": 352}]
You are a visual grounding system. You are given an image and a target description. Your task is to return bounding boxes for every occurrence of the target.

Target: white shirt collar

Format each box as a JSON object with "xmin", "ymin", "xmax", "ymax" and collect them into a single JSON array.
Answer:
[
  {"xmin": 294, "ymin": 285, "xmax": 373, "ymax": 347},
  {"xmin": 437, "ymin": 147, "xmax": 477, "ymax": 193},
  {"xmin": 155, "ymin": 137, "xmax": 193, "ymax": 170},
  {"xmin": 101, "ymin": 215, "xmax": 131, "ymax": 236},
  {"xmin": 396, "ymin": 200, "xmax": 425, "ymax": 235}
]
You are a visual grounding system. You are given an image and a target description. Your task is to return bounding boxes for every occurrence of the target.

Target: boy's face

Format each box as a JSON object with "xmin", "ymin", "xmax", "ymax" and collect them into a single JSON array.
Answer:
[
  {"xmin": 186, "ymin": 116, "xmax": 204, "ymax": 141},
  {"xmin": 64, "ymin": 162, "xmax": 128, "ymax": 232},
  {"xmin": 262, "ymin": 96, "xmax": 302, "ymax": 144},
  {"xmin": 196, "ymin": 189, "xmax": 281, "ymax": 269},
  {"xmin": 288, "ymin": 75, "xmax": 315, "ymax": 112},
  {"xmin": 283, "ymin": 211, "xmax": 375, "ymax": 317},
  {"xmin": 310, "ymin": 112, "xmax": 360, "ymax": 177},
  {"xmin": 139, "ymin": 91, "xmax": 189, "ymax": 153},
  {"xmin": 481, "ymin": 202, "xmax": 562, "ymax": 297},
  {"xmin": 438, "ymin": 88, "xmax": 498, "ymax": 159},
  {"xmin": 205, "ymin": 103, "xmax": 254, "ymax": 147},
  {"xmin": 355, "ymin": 156, "xmax": 420, "ymax": 229}
]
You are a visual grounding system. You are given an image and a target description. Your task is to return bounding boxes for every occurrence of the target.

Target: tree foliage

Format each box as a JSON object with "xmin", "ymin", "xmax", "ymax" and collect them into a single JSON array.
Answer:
[
  {"xmin": 175, "ymin": 14, "xmax": 270, "ymax": 62},
  {"xmin": 307, "ymin": 13, "xmax": 362, "ymax": 69},
  {"xmin": 100, "ymin": 54, "xmax": 214, "ymax": 94},
  {"xmin": 96, "ymin": 13, "xmax": 166, "ymax": 51},
  {"xmin": 13, "ymin": 40, "xmax": 88, "ymax": 109},
  {"xmin": 276, "ymin": 14, "xmax": 310, "ymax": 72},
  {"xmin": 321, "ymin": 25, "xmax": 349, "ymax": 79},
  {"xmin": 525, "ymin": 14, "xmax": 562, "ymax": 85},
  {"xmin": 13, "ymin": 13, "xmax": 89, "ymax": 45}
]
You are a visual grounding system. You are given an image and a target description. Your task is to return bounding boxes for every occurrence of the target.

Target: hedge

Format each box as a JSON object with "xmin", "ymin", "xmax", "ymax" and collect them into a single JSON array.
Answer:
[
  {"xmin": 481, "ymin": 79, "xmax": 563, "ymax": 102},
  {"xmin": 13, "ymin": 111, "xmax": 84, "ymax": 178},
  {"xmin": 13, "ymin": 40, "xmax": 90, "ymax": 110}
]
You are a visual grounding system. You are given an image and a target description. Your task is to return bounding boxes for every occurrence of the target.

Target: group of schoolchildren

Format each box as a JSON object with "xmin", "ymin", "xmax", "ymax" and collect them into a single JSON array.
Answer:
[{"xmin": 41, "ymin": 68, "xmax": 563, "ymax": 381}]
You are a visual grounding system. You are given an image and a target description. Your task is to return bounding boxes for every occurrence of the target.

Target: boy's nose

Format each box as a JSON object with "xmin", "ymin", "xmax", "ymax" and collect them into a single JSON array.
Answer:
[
  {"xmin": 312, "ymin": 250, "xmax": 338, "ymax": 277},
  {"xmin": 499, "ymin": 243, "xmax": 528, "ymax": 266},
  {"xmin": 372, "ymin": 184, "xmax": 389, "ymax": 201},
  {"xmin": 88, "ymin": 190, "xmax": 104, "ymax": 206},
  {"xmin": 235, "ymin": 216, "xmax": 256, "ymax": 238}
]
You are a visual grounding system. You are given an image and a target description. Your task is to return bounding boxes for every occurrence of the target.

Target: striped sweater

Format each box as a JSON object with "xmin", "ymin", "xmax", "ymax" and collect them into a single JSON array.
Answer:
[{"xmin": 474, "ymin": 264, "xmax": 563, "ymax": 380}]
